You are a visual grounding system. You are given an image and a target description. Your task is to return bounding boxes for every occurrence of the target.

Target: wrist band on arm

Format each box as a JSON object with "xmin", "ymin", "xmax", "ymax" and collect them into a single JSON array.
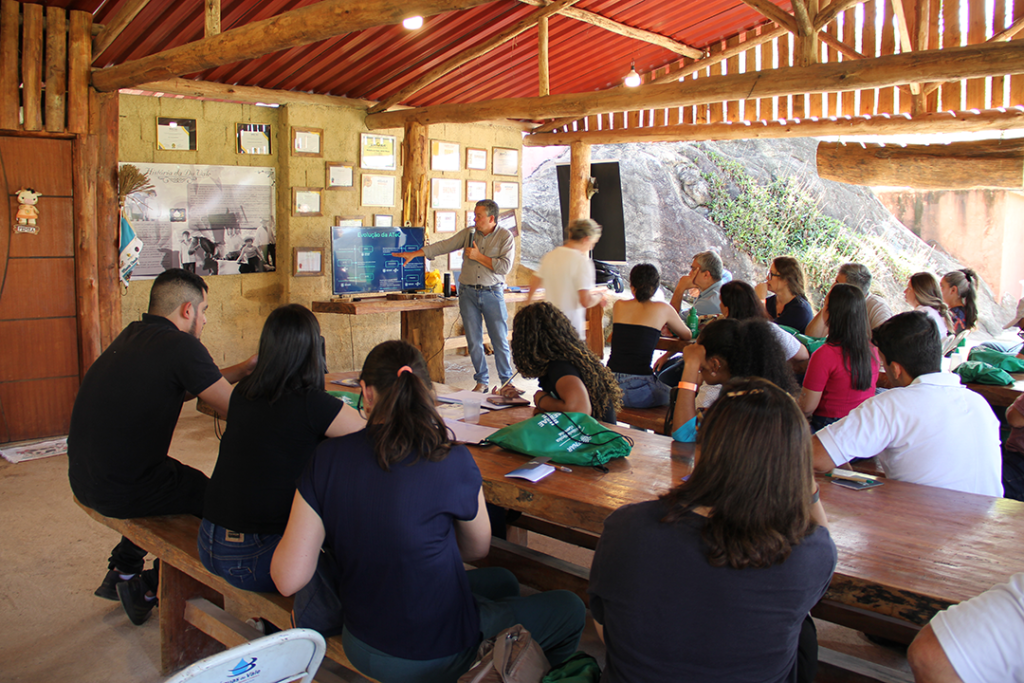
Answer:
[
  {"xmin": 811, "ymin": 486, "xmax": 820, "ymax": 504},
  {"xmin": 677, "ymin": 381, "xmax": 698, "ymax": 393}
]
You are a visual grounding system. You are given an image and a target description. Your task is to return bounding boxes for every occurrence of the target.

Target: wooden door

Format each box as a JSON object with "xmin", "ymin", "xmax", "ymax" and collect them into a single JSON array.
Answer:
[{"xmin": 0, "ymin": 137, "xmax": 79, "ymax": 443}]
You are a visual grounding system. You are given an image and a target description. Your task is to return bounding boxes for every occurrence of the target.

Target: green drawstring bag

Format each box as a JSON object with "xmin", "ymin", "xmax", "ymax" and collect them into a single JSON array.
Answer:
[
  {"xmin": 542, "ymin": 652, "xmax": 601, "ymax": 682},
  {"xmin": 967, "ymin": 347, "xmax": 1024, "ymax": 373},
  {"xmin": 952, "ymin": 361, "xmax": 1015, "ymax": 386},
  {"xmin": 483, "ymin": 412, "xmax": 632, "ymax": 467},
  {"xmin": 778, "ymin": 325, "xmax": 827, "ymax": 354},
  {"xmin": 327, "ymin": 390, "xmax": 362, "ymax": 408}
]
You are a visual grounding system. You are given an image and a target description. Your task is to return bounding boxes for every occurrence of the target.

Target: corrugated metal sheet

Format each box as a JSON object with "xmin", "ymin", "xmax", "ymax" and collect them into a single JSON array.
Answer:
[{"xmin": 57, "ymin": 0, "xmax": 795, "ymax": 108}]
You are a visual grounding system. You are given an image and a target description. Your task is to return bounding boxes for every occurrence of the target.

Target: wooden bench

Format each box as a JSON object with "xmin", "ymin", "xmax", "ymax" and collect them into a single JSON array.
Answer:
[
  {"xmin": 74, "ymin": 499, "xmax": 370, "ymax": 682},
  {"xmin": 616, "ymin": 405, "xmax": 669, "ymax": 434}
]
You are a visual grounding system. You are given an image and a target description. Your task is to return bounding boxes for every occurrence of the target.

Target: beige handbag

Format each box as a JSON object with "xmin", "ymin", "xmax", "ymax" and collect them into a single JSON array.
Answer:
[{"xmin": 458, "ymin": 624, "xmax": 551, "ymax": 683}]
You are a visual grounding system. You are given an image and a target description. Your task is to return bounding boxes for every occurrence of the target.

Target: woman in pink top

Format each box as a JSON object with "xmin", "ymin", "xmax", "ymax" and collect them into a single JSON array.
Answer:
[{"xmin": 798, "ymin": 284, "xmax": 879, "ymax": 432}]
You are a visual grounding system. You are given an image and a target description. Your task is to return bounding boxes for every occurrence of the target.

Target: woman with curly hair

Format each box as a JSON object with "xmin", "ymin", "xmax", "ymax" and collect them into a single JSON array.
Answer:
[
  {"xmin": 763, "ymin": 256, "xmax": 815, "ymax": 333},
  {"xmin": 506, "ymin": 302, "xmax": 622, "ymax": 422},
  {"xmin": 670, "ymin": 317, "xmax": 799, "ymax": 442},
  {"xmin": 798, "ymin": 284, "xmax": 878, "ymax": 432},
  {"xmin": 590, "ymin": 377, "xmax": 836, "ymax": 683},
  {"xmin": 940, "ymin": 268, "xmax": 979, "ymax": 334},
  {"xmin": 905, "ymin": 272, "xmax": 952, "ymax": 335}
]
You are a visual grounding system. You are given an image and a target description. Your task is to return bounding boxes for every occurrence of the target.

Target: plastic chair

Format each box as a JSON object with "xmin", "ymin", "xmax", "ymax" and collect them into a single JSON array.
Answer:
[{"xmin": 164, "ymin": 628, "xmax": 326, "ymax": 683}]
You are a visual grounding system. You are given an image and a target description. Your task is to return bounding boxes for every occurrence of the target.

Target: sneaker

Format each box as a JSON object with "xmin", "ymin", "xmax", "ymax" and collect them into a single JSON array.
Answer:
[
  {"xmin": 472, "ymin": 383, "xmax": 489, "ymax": 393},
  {"xmin": 117, "ymin": 576, "xmax": 157, "ymax": 626},
  {"xmin": 94, "ymin": 570, "xmax": 125, "ymax": 601}
]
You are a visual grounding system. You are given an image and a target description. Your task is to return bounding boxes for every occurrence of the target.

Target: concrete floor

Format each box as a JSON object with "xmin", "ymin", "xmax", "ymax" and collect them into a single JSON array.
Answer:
[{"xmin": 0, "ymin": 351, "xmax": 910, "ymax": 682}]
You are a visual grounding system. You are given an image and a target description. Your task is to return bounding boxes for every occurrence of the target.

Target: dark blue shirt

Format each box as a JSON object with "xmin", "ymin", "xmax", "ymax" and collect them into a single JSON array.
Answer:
[
  {"xmin": 767, "ymin": 295, "xmax": 814, "ymax": 334},
  {"xmin": 297, "ymin": 429, "xmax": 482, "ymax": 659}
]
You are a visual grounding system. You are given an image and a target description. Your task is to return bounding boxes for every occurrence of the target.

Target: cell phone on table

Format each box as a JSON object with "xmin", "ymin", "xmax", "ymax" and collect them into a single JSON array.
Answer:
[{"xmin": 830, "ymin": 477, "xmax": 884, "ymax": 490}]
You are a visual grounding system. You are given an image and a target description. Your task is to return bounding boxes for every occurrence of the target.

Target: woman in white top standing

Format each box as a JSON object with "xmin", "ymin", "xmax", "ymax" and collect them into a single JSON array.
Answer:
[
  {"xmin": 527, "ymin": 218, "xmax": 605, "ymax": 339},
  {"xmin": 905, "ymin": 272, "xmax": 951, "ymax": 336}
]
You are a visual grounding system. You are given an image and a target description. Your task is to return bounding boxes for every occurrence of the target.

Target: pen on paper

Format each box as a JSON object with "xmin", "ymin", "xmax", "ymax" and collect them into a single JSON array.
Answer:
[{"xmin": 553, "ymin": 465, "xmax": 572, "ymax": 473}]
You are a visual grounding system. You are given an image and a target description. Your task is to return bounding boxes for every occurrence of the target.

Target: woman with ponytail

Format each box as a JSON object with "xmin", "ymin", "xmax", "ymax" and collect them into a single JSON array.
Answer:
[
  {"xmin": 271, "ymin": 340, "xmax": 585, "ymax": 683},
  {"xmin": 941, "ymin": 268, "xmax": 979, "ymax": 334}
]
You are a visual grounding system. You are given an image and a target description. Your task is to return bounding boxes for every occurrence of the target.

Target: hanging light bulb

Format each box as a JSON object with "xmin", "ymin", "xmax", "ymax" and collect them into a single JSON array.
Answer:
[
  {"xmin": 402, "ymin": 16, "xmax": 424, "ymax": 30},
  {"xmin": 624, "ymin": 60, "xmax": 641, "ymax": 88}
]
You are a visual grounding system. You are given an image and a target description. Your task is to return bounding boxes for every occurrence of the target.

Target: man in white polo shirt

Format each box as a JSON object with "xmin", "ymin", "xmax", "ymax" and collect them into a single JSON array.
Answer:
[{"xmin": 812, "ymin": 311, "xmax": 1003, "ymax": 497}]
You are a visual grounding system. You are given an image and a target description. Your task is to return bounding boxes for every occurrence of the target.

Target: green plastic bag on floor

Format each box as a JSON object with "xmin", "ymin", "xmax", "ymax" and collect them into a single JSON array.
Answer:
[
  {"xmin": 483, "ymin": 412, "xmax": 632, "ymax": 467},
  {"xmin": 542, "ymin": 652, "xmax": 601, "ymax": 682},
  {"xmin": 953, "ymin": 360, "xmax": 1014, "ymax": 386},
  {"xmin": 968, "ymin": 347, "xmax": 1024, "ymax": 373}
]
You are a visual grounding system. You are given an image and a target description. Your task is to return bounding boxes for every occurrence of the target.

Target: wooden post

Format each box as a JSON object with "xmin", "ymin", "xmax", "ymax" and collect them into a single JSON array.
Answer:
[
  {"xmin": 21, "ymin": 2, "xmax": 43, "ymax": 131},
  {"xmin": 205, "ymin": 0, "xmax": 221, "ymax": 37},
  {"xmin": 403, "ymin": 121, "xmax": 428, "ymax": 228},
  {"xmin": 68, "ymin": 10, "xmax": 91, "ymax": 134},
  {"xmin": 45, "ymin": 7, "xmax": 68, "ymax": 133},
  {"xmin": 96, "ymin": 91, "xmax": 121, "ymax": 350},
  {"xmin": 159, "ymin": 562, "xmax": 225, "ymax": 673},
  {"xmin": 568, "ymin": 141, "xmax": 591, "ymax": 222},
  {"xmin": 538, "ymin": 16, "xmax": 549, "ymax": 97},
  {"xmin": 74, "ymin": 122, "xmax": 102, "ymax": 375},
  {"xmin": 0, "ymin": 0, "xmax": 18, "ymax": 131},
  {"xmin": 402, "ymin": 309, "xmax": 446, "ymax": 382}
]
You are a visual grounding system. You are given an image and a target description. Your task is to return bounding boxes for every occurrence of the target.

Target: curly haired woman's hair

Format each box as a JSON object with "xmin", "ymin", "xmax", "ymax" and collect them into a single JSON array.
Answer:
[
  {"xmin": 942, "ymin": 268, "xmax": 979, "ymax": 330},
  {"xmin": 825, "ymin": 283, "xmax": 873, "ymax": 391},
  {"xmin": 773, "ymin": 256, "xmax": 808, "ymax": 301},
  {"xmin": 629, "ymin": 263, "xmax": 661, "ymax": 303},
  {"xmin": 660, "ymin": 377, "xmax": 817, "ymax": 569},
  {"xmin": 511, "ymin": 302, "xmax": 622, "ymax": 418},
  {"xmin": 909, "ymin": 271, "xmax": 953, "ymax": 332},
  {"xmin": 720, "ymin": 280, "xmax": 770, "ymax": 321},
  {"xmin": 698, "ymin": 318, "xmax": 800, "ymax": 395},
  {"xmin": 360, "ymin": 340, "xmax": 452, "ymax": 471}
]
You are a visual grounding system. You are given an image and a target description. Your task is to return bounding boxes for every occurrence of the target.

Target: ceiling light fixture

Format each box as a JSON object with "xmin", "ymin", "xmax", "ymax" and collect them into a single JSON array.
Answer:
[
  {"xmin": 624, "ymin": 60, "xmax": 641, "ymax": 88},
  {"xmin": 402, "ymin": 16, "xmax": 424, "ymax": 30}
]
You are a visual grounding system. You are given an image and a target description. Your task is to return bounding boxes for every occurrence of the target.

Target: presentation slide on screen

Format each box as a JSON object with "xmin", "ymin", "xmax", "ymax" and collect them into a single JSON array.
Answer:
[{"xmin": 331, "ymin": 227, "xmax": 425, "ymax": 295}]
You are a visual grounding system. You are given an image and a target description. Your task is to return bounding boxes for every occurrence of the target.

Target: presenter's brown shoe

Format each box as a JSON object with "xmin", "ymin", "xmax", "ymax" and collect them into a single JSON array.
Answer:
[{"xmin": 472, "ymin": 383, "xmax": 489, "ymax": 393}]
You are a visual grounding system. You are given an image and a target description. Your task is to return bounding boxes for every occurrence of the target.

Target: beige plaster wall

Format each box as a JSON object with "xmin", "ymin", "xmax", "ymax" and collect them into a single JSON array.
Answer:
[
  {"xmin": 877, "ymin": 189, "xmax": 1024, "ymax": 303},
  {"xmin": 119, "ymin": 93, "xmax": 524, "ymax": 373}
]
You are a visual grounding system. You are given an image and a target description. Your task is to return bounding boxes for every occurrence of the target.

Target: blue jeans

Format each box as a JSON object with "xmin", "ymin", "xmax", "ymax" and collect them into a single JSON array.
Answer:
[
  {"xmin": 459, "ymin": 286, "xmax": 513, "ymax": 386},
  {"xmin": 197, "ymin": 518, "xmax": 280, "ymax": 593},
  {"xmin": 297, "ymin": 562, "xmax": 585, "ymax": 683},
  {"xmin": 979, "ymin": 340, "xmax": 1023, "ymax": 355},
  {"xmin": 614, "ymin": 372, "xmax": 670, "ymax": 408}
]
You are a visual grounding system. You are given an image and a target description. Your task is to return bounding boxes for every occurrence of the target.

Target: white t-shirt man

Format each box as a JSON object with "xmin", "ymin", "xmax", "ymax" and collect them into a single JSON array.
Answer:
[
  {"xmin": 536, "ymin": 245, "xmax": 595, "ymax": 338},
  {"xmin": 816, "ymin": 372, "xmax": 1003, "ymax": 496},
  {"xmin": 865, "ymin": 293, "xmax": 893, "ymax": 330},
  {"xmin": 929, "ymin": 572, "xmax": 1024, "ymax": 683}
]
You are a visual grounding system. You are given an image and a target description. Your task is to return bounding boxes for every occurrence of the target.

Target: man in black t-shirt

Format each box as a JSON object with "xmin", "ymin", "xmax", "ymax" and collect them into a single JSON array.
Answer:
[{"xmin": 68, "ymin": 268, "xmax": 254, "ymax": 625}]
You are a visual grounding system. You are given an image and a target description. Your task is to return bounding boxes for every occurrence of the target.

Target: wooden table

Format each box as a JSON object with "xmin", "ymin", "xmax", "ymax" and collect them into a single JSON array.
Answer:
[
  {"xmin": 313, "ymin": 292, "xmax": 531, "ymax": 383},
  {"xmin": 965, "ymin": 371, "xmax": 1024, "ymax": 407},
  {"xmin": 471, "ymin": 407, "xmax": 1024, "ymax": 641}
]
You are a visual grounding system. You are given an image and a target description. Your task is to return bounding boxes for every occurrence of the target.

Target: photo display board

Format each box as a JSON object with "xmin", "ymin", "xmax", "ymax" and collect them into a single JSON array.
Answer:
[{"xmin": 331, "ymin": 226, "xmax": 426, "ymax": 295}]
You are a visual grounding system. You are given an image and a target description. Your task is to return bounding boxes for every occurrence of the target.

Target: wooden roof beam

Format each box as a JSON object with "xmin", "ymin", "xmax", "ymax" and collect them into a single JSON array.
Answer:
[
  {"xmin": 366, "ymin": 40, "xmax": 1024, "ymax": 129},
  {"xmin": 92, "ymin": 0, "xmax": 153, "ymax": 62},
  {"xmin": 518, "ymin": 0, "xmax": 703, "ymax": 59},
  {"xmin": 367, "ymin": 0, "xmax": 580, "ymax": 114},
  {"xmin": 91, "ymin": 0, "xmax": 496, "ymax": 92},
  {"xmin": 205, "ymin": 0, "xmax": 221, "ymax": 37},
  {"xmin": 128, "ymin": 77, "xmax": 371, "ymax": 108},
  {"xmin": 522, "ymin": 108, "xmax": 1024, "ymax": 146}
]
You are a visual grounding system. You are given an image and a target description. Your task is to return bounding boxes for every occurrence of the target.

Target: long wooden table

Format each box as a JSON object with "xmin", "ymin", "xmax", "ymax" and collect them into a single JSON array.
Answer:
[{"xmin": 470, "ymin": 406, "xmax": 1024, "ymax": 641}]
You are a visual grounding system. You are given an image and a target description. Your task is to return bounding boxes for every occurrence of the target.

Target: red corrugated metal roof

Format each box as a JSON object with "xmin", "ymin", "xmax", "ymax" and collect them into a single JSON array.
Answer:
[{"xmin": 52, "ymin": 0, "xmax": 794, "ymax": 108}]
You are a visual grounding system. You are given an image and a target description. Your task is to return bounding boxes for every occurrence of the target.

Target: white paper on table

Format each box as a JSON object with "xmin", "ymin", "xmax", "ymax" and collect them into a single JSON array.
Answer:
[
  {"xmin": 438, "ymin": 389, "xmax": 496, "ymax": 405},
  {"xmin": 443, "ymin": 417, "xmax": 499, "ymax": 444},
  {"xmin": 505, "ymin": 462, "xmax": 555, "ymax": 482}
]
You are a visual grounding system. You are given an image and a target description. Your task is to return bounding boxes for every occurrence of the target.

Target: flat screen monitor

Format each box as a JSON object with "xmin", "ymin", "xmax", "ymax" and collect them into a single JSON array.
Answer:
[{"xmin": 331, "ymin": 226, "xmax": 426, "ymax": 295}]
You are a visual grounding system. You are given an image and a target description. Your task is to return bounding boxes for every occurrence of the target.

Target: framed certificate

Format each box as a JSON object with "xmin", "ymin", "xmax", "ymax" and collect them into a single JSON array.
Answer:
[
  {"xmin": 431, "ymin": 141, "xmax": 460, "ymax": 171},
  {"xmin": 361, "ymin": 174, "xmax": 396, "ymax": 207},
  {"xmin": 237, "ymin": 123, "xmax": 271, "ymax": 154},
  {"xmin": 374, "ymin": 214, "xmax": 394, "ymax": 227},
  {"xmin": 360, "ymin": 133, "xmax": 397, "ymax": 170},
  {"xmin": 157, "ymin": 118, "xmax": 196, "ymax": 150},
  {"xmin": 335, "ymin": 215, "xmax": 364, "ymax": 227},
  {"xmin": 292, "ymin": 188, "xmax": 322, "ymax": 216},
  {"xmin": 435, "ymin": 210, "xmax": 457, "ymax": 233},
  {"xmin": 293, "ymin": 247, "xmax": 324, "ymax": 277},
  {"xmin": 466, "ymin": 147, "xmax": 487, "ymax": 170},
  {"xmin": 326, "ymin": 162, "xmax": 355, "ymax": 189},
  {"xmin": 493, "ymin": 181, "xmax": 519, "ymax": 209},
  {"xmin": 466, "ymin": 180, "xmax": 487, "ymax": 202},
  {"xmin": 431, "ymin": 178, "xmax": 461, "ymax": 209},
  {"xmin": 492, "ymin": 147, "xmax": 519, "ymax": 176},
  {"xmin": 292, "ymin": 127, "xmax": 322, "ymax": 157}
]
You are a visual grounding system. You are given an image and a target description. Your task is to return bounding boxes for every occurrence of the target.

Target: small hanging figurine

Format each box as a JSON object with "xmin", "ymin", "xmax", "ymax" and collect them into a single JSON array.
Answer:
[{"xmin": 15, "ymin": 188, "xmax": 42, "ymax": 234}]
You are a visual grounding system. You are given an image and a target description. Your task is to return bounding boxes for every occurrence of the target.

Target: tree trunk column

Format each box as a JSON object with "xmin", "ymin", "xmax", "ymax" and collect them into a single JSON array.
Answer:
[
  {"xmin": 403, "ymin": 120, "xmax": 428, "ymax": 227},
  {"xmin": 568, "ymin": 140, "xmax": 591, "ymax": 221}
]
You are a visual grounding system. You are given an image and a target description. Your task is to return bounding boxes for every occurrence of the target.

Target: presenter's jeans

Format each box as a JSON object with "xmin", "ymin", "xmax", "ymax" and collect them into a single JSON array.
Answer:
[{"xmin": 459, "ymin": 286, "xmax": 513, "ymax": 386}]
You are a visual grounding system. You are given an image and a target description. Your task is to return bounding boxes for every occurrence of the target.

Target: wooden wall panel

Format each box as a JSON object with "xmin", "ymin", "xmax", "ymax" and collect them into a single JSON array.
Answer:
[
  {"xmin": 842, "ymin": 7, "xmax": 859, "ymax": 115},
  {"xmin": 0, "ymin": 138, "xmax": 74, "ymax": 195},
  {"xmin": 45, "ymin": 7, "xmax": 68, "ymax": 133},
  {"xmin": 0, "ymin": 0, "xmax": 19, "ymax": 131},
  {"xmin": 0, "ymin": 376, "xmax": 78, "ymax": 441},
  {"xmin": 743, "ymin": 28, "xmax": 759, "ymax": 120},
  {"xmin": 726, "ymin": 35, "xmax": 741, "ymax": 121},
  {"xmin": 778, "ymin": 34, "xmax": 792, "ymax": 118},
  {"xmin": 0, "ymin": 317, "xmax": 78, "ymax": 382},
  {"xmin": 965, "ymin": 0, "xmax": 988, "ymax": 108},
  {"xmin": 941, "ymin": 0, "xmax": 963, "ymax": 110},
  {"xmin": 21, "ymin": 2, "xmax": 43, "ymax": 131},
  {"xmin": 877, "ymin": 0, "xmax": 896, "ymax": 114},
  {"xmin": 0, "ymin": 258, "xmax": 76, "ymax": 320},
  {"xmin": 7, "ymin": 197, "xmax": 74, "ymax": 258},
  {"xmin": 861, "ymin": 0, "xmax": 878, "ymax": 115}
]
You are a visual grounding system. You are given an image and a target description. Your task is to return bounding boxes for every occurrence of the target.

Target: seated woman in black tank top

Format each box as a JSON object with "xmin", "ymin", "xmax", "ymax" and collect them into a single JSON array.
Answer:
[
  {"xmin": 607, "ymin": 264, "xmax": 692, "ymax": 408},
  {"xmin": 501, "ymin": 302, "xmax": 622, "ymax": 423}
]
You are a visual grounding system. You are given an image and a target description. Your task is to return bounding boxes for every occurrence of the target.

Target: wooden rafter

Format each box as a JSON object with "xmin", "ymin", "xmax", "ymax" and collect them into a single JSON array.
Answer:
[
  {"xmin": 367, "ymin": 0, "xmax": 581, "ymax": 114},
  {"xmin": 205, "ymin": 0, "xmax": 221, "ymax": 38},
  {"xmin": 814, "ymin": 0, "xmax": 867, "ymax": 31},
  {"xmin": 740, "ymin": 0, "xmax": 861, "ymax": 65},
  {"xmin": 740, "ymin": 0, "xmax": 796, "ymax": 32},
  {"xmin": 522, "ymin": 108, "xmax": 1024, "ymax": 146},
  {"xmin": 132, "ymin": 77, "xmax": 371, "ymax": 108},
  {"xmin": 92, "ymin": 0, "xmax": 153, "ymax": 62},
  {"xmin": 890, "ymin": 0, "xmax": 921, "ymax": 95},
  {"xmin": 518, "ymin": 0, "xmax": 703, "ymax": 58},
  {"xmin": 91, "ymin": 0, "xmax": 496, "ymax": 92},
  {"xmin": 921, "ymin": 17, "xmax": 1024, "ymax": 98},
  {"xmin": 538, "ymin": 15, "xmax": 549, "ymax": 97},
  {"xmin": 364, "ymin": 40, "xmax": 1024, "ymax": 128}
]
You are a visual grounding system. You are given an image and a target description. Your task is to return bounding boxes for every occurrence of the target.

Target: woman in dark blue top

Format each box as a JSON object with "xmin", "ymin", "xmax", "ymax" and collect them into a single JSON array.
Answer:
[
  {"xmin": 764, "ymin": 256, "xmax": 815, "ymax": 333},
  {"xmin": 271, "ymin": 340, "xmax": 585, "ymax": 683}
]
